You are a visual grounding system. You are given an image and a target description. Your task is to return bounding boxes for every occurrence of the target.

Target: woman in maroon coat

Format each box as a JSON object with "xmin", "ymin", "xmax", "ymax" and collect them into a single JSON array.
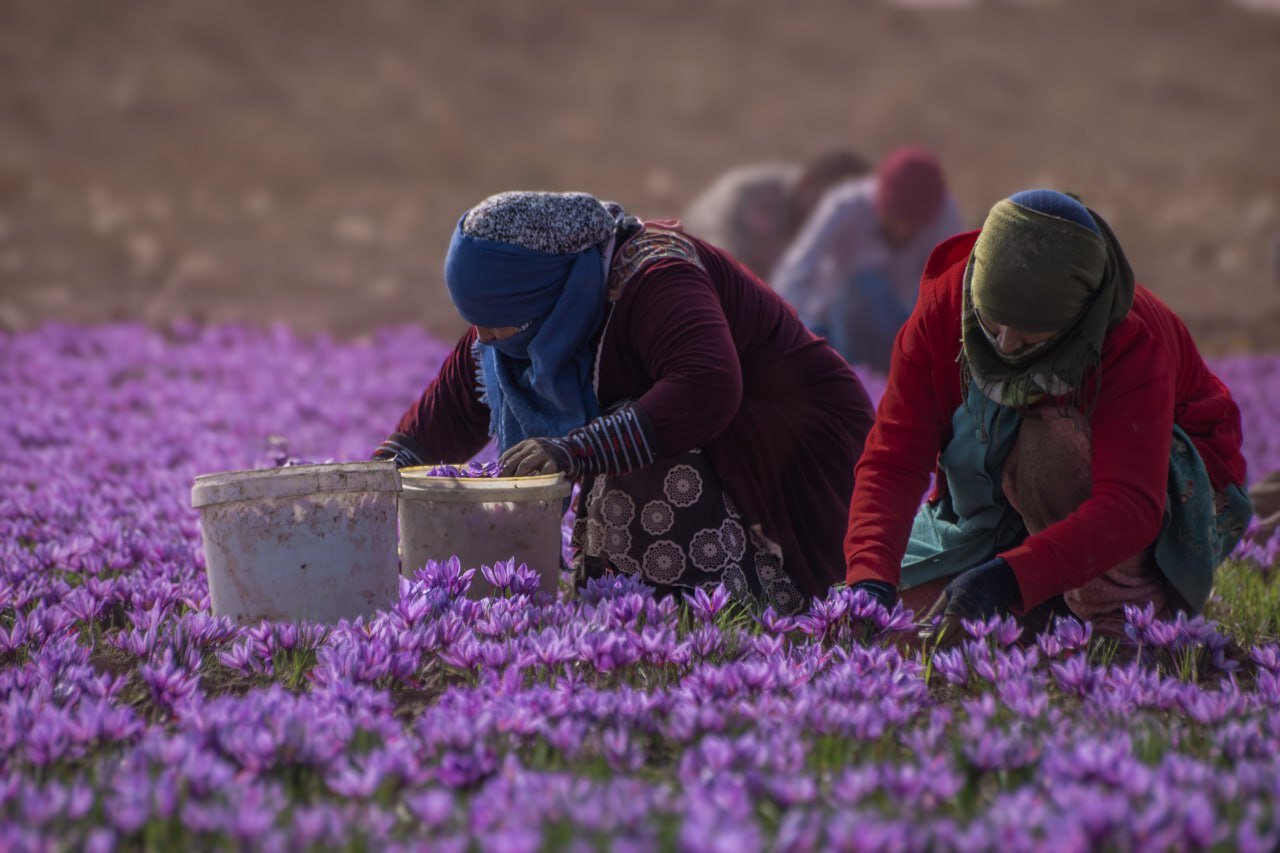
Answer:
[{"xmin": 375, "ymin": 191, "xmax": 874, "ymax": 612}]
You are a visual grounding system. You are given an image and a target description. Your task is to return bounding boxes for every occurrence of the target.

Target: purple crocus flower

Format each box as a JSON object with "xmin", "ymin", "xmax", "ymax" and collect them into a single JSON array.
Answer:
[
  {"xmin": 6, "ymin": 323, "xmax": 1280, "ymax": 849},
  {"xmin": 686, "ymin": 585, "xmax": 732, "ymax": 625}
]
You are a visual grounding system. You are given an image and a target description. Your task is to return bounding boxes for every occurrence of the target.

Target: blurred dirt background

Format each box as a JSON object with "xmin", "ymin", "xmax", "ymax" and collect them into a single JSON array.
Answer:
[{"xmin": 1, "ymin": 0, "xmax": 1278, "ymax": 351}]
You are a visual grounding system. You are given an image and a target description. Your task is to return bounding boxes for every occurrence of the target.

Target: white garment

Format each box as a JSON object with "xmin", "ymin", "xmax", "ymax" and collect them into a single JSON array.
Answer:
[
  {"xmin": 771, "ymin": 177, "xmax": 964, "ymax": 329},
  {"xmin": 682, "ymin": 163, "xmax": 801, "ymax": 277}
]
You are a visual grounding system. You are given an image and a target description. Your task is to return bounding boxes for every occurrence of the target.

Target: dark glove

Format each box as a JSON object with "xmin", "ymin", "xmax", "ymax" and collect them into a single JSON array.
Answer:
[
  {"xmin": 849, "ymin": 580, "xmax": 897, "ymax": 610},
  {"xmin": 499, "ymin": 403, "xmax": 659, "ymax": 480},
  {"xmin": 923, "ymin": 557, "xmax": 1023, "ymax": 642},
  {"xmin": 499, "ymin": 438, "xmax": 574, "ymax": 477},
  {"xmin": 372, "ymin": 432, "xmax": 428, "ymax": 470}
]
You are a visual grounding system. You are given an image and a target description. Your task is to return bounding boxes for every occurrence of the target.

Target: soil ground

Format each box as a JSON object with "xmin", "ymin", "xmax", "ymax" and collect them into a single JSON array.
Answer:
[{"xmin": 1, "ymin": 0, "xmax": 1278, "ymax": 352}]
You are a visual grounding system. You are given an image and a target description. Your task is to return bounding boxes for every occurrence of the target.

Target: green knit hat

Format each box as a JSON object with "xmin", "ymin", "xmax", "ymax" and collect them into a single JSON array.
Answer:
[
  {"xmin": 970, "ymin": 196, "xmax": 1107, "ymax": 333},
  {"xmin": 962, "ymin": 192, "xmax": 1135, "ymax": 407}
]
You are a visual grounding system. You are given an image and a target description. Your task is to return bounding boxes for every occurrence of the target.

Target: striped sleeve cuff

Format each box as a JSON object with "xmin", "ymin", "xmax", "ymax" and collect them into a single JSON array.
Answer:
[
  {"xmin": 562, "ymin": 404, "xmax": 659, "ymax": 477},
  {"xmin": 372, "ymin": 432, "xmax": 427, "ymax": 470}
]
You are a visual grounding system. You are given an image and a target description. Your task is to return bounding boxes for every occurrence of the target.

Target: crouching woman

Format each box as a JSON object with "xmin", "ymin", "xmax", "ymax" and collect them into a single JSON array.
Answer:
[
  {"xmin": 843, "ymin": 190, "xmax": 1252, "ymax": 636},
  {"xmin": 377, "ymin": 191, "xmax": 875, "ymax": 613}
]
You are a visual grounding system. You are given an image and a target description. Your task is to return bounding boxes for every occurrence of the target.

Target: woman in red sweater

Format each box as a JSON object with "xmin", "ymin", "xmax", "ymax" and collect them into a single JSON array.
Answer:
[
  {"xmin": 844, "ymin": 190, "xmax": 1252, "ymax": 635},
  {"xmin": 376, "ymin": 191, "xmax": 874, "ymax": 613}
]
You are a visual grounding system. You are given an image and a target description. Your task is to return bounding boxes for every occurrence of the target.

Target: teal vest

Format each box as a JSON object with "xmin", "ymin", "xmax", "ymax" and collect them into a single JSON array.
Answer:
[
  {"xmin": 901, "ymin": 384, "xmax": 1025, "ymax": 590},
  {"xmin": 901, "ymin": 384, "xmax": 1253, "ymax": 612}
]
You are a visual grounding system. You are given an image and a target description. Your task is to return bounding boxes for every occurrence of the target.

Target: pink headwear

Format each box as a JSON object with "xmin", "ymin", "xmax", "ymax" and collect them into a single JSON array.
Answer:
[{"xmin": 874, "ymin": 147, "xmax": 947, "ymax": 231}]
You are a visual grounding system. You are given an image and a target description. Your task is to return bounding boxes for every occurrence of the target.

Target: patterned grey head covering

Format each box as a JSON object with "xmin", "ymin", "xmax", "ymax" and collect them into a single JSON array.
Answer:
[{"xmin": 461, "ymin": 191, "xmax": 619, "ymax": 255}]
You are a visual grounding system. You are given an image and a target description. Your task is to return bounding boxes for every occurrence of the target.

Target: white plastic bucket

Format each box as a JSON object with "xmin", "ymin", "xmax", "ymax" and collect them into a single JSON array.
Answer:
[
  {"xmin": 192, "ymin": 461, "xmax": 401, "ymax": 624},
  {"xmin": 398, "ymin": 467, "xmax": 572, "ymax": 598}
]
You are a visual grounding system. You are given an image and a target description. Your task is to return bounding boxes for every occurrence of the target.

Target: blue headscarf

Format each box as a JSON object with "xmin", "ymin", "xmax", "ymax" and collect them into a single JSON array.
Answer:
[
  {"xmin": 443, "ymin": 192, "xmax": 617, "ymax": 452},
  {"xmin": 1007, "ymin": 190, "xmax": 1101, "ymax": 235}
]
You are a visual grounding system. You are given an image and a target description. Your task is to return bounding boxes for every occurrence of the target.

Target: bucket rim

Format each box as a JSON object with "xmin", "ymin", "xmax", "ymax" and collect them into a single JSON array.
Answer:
[
  {"xmin": 192, "ymin": 461, "xmax": 401, "ymax": 509},
  {"xmin": 399, "ymin": 465, "xmax": 572, "ymax": 502}
]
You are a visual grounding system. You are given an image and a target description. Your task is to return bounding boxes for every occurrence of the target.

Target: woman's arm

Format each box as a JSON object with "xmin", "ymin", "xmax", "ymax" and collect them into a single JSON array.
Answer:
[
  {"xmin": 843, "ymin": 305, "xmax": 948, "ymax": 588},
  {"xmin": 374, "ymin": 328, "xmax": 491, "ymax": 467},
  {"xmin": 1000, "ymin": 333, "xmax": 1177, "ymax": 610},
  {"xmin": 622, "ymin": 260, "xmax": 745, "ymax": 457}
]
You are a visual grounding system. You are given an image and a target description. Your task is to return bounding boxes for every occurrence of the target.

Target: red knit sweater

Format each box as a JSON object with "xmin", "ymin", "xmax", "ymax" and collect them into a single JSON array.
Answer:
[{"xmin": 844, "ymin": 231, "xmax": 1248, "ymax": 610}]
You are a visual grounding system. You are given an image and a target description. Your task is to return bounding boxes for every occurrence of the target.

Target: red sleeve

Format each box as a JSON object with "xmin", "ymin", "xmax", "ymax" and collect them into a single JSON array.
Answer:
[
  {"xmin": 844, "ymin": 294, "xmax": 950, "ymax": 588},
  {"xmin": 1160, "ymin": 296, "xmax": 1247, "ymax": 490},
  {"xmin": 392, "ymin": 328, "xmax": 492, "ymax": 464},
  {"xmin": 1001, "ymin": 330, "xmax": 1176, "ymax": 610},
  {"xmin": 620, "ymin": 262, "xmax": 744, "ymax": 456}
]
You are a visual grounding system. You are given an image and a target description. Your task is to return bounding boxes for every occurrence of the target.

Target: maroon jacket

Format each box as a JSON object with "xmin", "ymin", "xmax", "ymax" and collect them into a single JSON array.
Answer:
[{"xmin": 392, "ymin": 223, "xmax": 876, "ymax": 597}]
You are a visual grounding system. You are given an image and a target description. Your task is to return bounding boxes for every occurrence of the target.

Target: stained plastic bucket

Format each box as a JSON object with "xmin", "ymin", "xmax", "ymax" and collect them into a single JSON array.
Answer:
[
  {"xmin": 398, "ymin": 467, "xmax": 573, "ymax": 598},
  {"xmin": 192, "ymin": 461, "xmax": 401, "ymax": 624}
]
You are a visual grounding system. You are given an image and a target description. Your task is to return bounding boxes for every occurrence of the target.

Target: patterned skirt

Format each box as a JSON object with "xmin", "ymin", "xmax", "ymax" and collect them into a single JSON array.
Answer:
[{"xmin": 570, "ymin": 448, "xmax": 806, "ymax": 614}]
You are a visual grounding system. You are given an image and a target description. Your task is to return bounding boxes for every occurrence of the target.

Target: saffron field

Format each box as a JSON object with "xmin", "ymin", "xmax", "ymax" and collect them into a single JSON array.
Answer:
[{"xmin": 2, "ymin": 323, "xmax": 1280, "ymax": 851}]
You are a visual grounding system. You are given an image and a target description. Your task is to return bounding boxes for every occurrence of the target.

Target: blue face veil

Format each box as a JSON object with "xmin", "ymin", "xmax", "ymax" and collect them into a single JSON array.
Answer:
[{"xmin": 443, "ymin": 192, "xmax": 619, "ymax": 452}]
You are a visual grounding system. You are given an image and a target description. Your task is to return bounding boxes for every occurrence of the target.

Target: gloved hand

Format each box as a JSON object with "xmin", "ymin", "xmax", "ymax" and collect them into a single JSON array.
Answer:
[
  {"xmin": 499, "ymin": 437, "xmax": 575, "ymax": 478},
  {"xmin": 923, "ymin": 557, "xmax": 1023, "ymax": 643},
  {"xmin": 499, "ymin": 403, "xmax": 659, "ymax": 480},
  {"xmin": 849, "ymin": 579, "xmax": 897, "ymax": 610}
]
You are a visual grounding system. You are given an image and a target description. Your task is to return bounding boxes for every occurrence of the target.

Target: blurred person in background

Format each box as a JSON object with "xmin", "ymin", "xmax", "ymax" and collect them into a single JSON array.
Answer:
[
  {"xmin": 681, "ymin": 151, "xmax": 871, "ymax": 280},
  {"xmin": 374, "ymin": 191, "xmax": 875, "ymax": 614},
  {"xmin": 772, "ymin": 147, "xmax": 963, "ymax": 372},
  {"xmin": 843, "ymin": 190, "xmax": 1253, "ymax": 637},
  {"xmin": 1251, "ymin": 472, "xmax": 1280, "ymax": 537}
]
